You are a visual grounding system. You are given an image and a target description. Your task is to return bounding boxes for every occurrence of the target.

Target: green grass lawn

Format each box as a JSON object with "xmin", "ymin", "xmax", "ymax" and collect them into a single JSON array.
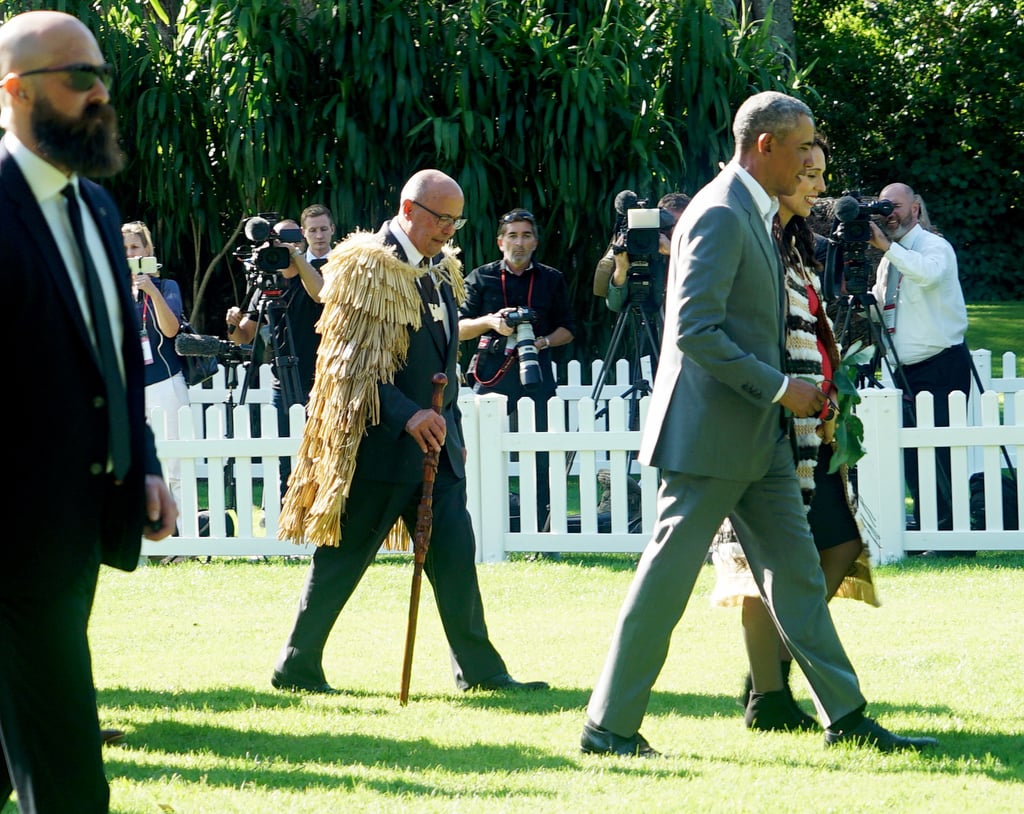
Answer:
[
  {"xmin": 15, "ymin": 552, "xmax": 1020, "ymax": 814},
  {"xmin": 966, "ymin": 301, "xmax": 1024, "ymax": 375}
]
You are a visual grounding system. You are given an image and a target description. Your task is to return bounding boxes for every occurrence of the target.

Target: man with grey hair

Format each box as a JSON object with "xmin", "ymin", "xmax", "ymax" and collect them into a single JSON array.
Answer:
[
  {"xmin": 580, "ymin": 92, "xmax": 939, "ymax": 756},
  {"xmin": 869, "ymin": 182, "xmax": 970, "ymax": 543}
]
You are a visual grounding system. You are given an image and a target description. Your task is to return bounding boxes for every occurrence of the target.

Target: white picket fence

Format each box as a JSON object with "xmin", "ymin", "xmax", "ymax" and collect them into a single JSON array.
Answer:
[{"xmin": 141, "ymin": 351, "xmax": 1023, "ymax": 563}]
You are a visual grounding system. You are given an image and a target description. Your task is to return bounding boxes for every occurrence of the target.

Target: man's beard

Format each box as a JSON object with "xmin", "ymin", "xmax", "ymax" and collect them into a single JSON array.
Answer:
[
  {"xmin": 31, "ymin": 95, "xmax": 124, "ymax": 178},
  {"xmin": 884, "ymin": 211, "xmax": 914, "ymax": 242}
]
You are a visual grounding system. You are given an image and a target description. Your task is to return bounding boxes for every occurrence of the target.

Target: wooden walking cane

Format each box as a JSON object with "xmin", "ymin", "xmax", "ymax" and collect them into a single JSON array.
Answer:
[{"xmin": 399, "ymin": 372, "xmax": 448, "ymax": 705}]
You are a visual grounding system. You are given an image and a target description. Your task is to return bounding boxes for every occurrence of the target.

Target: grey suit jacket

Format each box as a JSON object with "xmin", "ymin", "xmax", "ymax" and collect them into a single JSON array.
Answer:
[{"xmin": 640, "ymin": 165, "xmax": 789, "ymax": 480}]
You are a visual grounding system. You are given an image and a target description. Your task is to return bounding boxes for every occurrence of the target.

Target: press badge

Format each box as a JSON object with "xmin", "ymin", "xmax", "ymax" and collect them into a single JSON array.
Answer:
[
  {"xmin": 140, "ymin": 329, "xmax": 154, "ymax": 364},
  {"xmin": 882, "ymin": 303, "xmax": 897, "ymax": 335}
]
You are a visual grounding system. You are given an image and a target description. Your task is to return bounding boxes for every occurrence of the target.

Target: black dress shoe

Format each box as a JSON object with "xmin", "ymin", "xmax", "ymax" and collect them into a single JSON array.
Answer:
[
  {"xmin": 100, "ymin": 728, "xmax": 125, "ymax": 746},
  {"xmin": 271, "ymin": 674, "xmax": 341, "ymax": 694},
  {"xmin": 825, "ymin": 717, "xmax": 939, "ymax": 752},
  {"xmin": 745, "ymin": 690, "xmax": 817, "ymax": 732},
  {"xmin": 580, "ymin": 719, "xmax": 660, "ymax": 757},
  {"xmin": 467, "ymin": 672, "xmax": 549, "ymax": 691}
]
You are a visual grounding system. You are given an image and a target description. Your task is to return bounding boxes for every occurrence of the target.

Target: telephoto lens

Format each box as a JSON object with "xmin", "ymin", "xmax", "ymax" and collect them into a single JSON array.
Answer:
[{"xmin": 514, "ymin": 322, "xmax": 542, "ymax": 390}]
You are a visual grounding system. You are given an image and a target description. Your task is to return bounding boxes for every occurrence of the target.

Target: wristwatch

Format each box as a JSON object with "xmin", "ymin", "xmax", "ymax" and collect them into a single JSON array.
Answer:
[{"xmin": 538, "ymin": 336, "xmax": 550, "ymax": 350}]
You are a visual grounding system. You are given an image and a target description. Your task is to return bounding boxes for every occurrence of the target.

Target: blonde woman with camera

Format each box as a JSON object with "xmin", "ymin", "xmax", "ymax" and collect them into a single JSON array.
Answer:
[{"xmin": 124, "ymin": 220, "xmax": 188, "ymax": 534}]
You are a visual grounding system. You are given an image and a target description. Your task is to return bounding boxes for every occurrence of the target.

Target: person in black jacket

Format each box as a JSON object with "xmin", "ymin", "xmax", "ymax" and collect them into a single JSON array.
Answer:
[
  {"xmin": 458, "ymin": 210, "xmax": 576, "ymax": 529},
  {"xmin": 0, "ymin": 11, "xmax": 175, "ymax": 812}
]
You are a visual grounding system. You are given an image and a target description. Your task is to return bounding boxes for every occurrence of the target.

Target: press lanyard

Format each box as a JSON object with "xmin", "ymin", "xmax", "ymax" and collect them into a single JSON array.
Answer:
[
  {"xmin": 500, "ymin": 265, "xmax": 535, "ymax": 308},
  {"xmin": 138, "ymin": 295, "xmax": 154, "ymax": 364}
]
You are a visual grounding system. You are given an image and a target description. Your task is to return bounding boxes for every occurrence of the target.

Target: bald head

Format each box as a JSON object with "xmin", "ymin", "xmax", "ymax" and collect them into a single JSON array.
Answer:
[
  {"xmin": 0, "ymin": 11, "xmax": 97, "ymax": 76},
  {"xmin": 879, "ymin": 182, "xmax": 920, "ymax": 241},
  {"xmin": 399, "ymin": 169, "xmax": 462, "ymax": 207},
  {"xmin": 396, "ymin": 169, "xmax": 465, "ymax": 257},
  {"xmin": 0, "ymin": 10, "xmax": 121, "ymax": 176}
]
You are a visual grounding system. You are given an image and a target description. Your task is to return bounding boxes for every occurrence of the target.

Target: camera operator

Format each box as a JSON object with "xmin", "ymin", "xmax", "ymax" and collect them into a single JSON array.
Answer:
[
  {"xmin": 605, "ymin": 192, "xmax": 689, "ymax": 314},
  {"xmin": 225, "ymin": 214, "xmax": 327, "ymax": 492},
  {"xmin": 458, "ymin": 209, "xmax": 575, "ymax": 531},
  {"xmin": 867, "ymin": 182, "xmax": 970, "ymax": 544}
]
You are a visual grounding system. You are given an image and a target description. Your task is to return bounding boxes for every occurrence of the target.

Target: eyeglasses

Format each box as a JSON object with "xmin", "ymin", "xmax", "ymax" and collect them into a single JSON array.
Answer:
[
  {"xmin": 14, "ymin": 63, "xmax": 114, "ymax": 92},
  {"xmin": 411, "ymin": 200, "xmax": 466, "ymax": 231},
  {"xmin": 499, "ymin": 210, "xmax": 535, "ymax": 225}
]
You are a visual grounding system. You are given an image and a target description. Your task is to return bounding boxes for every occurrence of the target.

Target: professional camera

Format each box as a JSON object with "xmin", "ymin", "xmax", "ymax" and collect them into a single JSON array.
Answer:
[
  {"xmin": 824, "ymin": 191, "xmax": 894, "ymax": 297},
  {"xmin": 605, "ymin": 190, "xmax": 673, "ymax": 307},
  {"xmin": 833, "ymin": 193, "xmax": 894, "ymax": 243},
  {"xmin": 235, "ymin": 212, "xmax": 303, "ymax": 293},
  {"xmin": 504, "ymin": 307, "xmax": 542, "ymax": 390}
]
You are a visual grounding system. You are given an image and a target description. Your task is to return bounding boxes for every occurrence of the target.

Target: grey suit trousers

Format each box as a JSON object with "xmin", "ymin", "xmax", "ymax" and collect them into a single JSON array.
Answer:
[{"xmin": 587, "ymin": 435, "xmax": 866, "ymax": 735}]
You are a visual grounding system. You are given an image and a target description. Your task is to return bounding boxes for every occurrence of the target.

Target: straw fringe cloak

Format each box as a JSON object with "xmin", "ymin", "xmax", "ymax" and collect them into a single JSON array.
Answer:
[{"xmin": 277, "ymin": 230, "xmax": 465, "ymax": 548}]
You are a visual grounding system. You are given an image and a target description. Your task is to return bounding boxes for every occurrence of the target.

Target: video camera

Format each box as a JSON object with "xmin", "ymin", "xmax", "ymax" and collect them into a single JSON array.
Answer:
[
  {"xmin": 609, "ymin": 190, "xmax": 674, "ymax": 306},
  {"xmin": 823, "ymin": 191, "xmax": 894, "ymax": 297},
  {"xmin": 235, "ymin": 212, "xmax": 303, "ymax": 293}
]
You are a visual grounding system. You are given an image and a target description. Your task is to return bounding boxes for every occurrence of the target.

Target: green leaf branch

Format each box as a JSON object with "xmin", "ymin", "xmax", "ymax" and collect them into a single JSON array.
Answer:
[{"xmin": 827, "ymin": 340, "xmax": 875, "ymax": 472}]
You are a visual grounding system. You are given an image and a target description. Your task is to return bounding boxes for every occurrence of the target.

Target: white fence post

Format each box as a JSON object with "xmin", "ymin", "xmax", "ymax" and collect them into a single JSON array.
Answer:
[
  {"xmin": 474, "ymin": 393, "xmax": 510, "ymax": 563},
  {"xmin": 856, "ymin": 388, "xmax": 906, "ymax": 563}
]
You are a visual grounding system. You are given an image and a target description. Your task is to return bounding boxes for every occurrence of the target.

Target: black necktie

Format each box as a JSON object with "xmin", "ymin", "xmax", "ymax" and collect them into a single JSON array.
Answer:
[
  {"xmin": 62, "ymin": 184, "xmax": 131, "ymax": 479},
  {"xmin": 311, "ymin": 257, "xmax": 327, "ymax": 270},
  {"xmin": 419, "ymin": 270, "xmax": 438, "ymax": 304}
]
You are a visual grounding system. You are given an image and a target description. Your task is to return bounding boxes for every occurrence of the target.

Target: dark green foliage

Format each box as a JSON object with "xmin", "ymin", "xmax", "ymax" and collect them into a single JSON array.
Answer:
[
  {"xmin": 3, "ymin": 0, "xmax": 800, "ymax": 354},
  {"xmin": 796, "ymin": 0, "xmax": 1024, "ymax": 301},
  {"xmin": 27, "ymin": 3, "xmax": 1024, "ymax": 348}
]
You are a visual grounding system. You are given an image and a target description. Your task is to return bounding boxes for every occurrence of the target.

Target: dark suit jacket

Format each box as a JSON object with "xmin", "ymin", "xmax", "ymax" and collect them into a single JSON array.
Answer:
[
  {"xmin": 353, "ymin": 221, "xmax": 465, "ymax": 483},
  {"xmin": 1, "ymin": 143, "xmax": 160, "ymax": 588}
]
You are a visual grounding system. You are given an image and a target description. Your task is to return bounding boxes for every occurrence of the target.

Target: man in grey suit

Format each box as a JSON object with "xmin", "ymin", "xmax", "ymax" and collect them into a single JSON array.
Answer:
[{"xmin": 580, "ymin": 92, "xmax": 939, "ymax": 756}]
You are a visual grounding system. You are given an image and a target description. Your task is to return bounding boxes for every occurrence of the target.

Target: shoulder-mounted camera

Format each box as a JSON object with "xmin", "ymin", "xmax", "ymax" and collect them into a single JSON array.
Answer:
[{"xmin": 235, "ymin": 212, "xmax": 303, "ymax": 292}]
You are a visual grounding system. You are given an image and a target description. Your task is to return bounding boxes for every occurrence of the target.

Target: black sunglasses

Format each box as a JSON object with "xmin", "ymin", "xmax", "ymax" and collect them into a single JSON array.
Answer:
[
  {"xmin": 411, "ymin": 199, "xmax": 466, "ymax": 231},
  {"xmin": 17, "ymin": 63, "xmax": 114, "ymax": 92},
  {"xmin": 499, "ymin": 210, "xmax": 535, "ymax": 225}
]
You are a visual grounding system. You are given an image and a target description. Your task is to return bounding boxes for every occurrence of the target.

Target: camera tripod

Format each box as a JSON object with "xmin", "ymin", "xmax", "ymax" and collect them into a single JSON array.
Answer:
[
  {"xmin": 238, "ymin": 286, "xmax": 303, "ymax": 409},
  {"xmin": 546, "ymin": 294, "xmax": 662, "ymax": 535},
  {"xmin": 591, "ymin": 297, "xmax": 663, "ymax": 431},
  {"xmin": 832, "ymin": 288, "xmax": 955, "ymax": 527},
  {"xmin": 191, "ymin": 357, "xmax": 243, "ymax": 543}
]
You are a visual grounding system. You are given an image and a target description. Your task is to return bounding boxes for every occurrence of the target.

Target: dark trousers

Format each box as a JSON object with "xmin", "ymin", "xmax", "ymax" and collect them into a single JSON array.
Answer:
[
  {"xmin": 0, "ymin": 555, "xmax": 108, "ymax": 814},
  {"xmin": 899, "ymin": 342, "xmax": 972, "ymax": 529},
  {"xmin": 274, "ymin": 453, "xmax": 507, "ymax": 689}
]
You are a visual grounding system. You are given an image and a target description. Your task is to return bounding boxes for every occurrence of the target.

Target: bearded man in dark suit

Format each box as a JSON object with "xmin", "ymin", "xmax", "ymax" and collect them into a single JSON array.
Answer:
[
  {"xmin": 0, "ymin": 10, "xmax": 176, "ymax": 813},
  {"xmin": 274, "ymin": 169, "xmax": 546, "ymax": 695}
]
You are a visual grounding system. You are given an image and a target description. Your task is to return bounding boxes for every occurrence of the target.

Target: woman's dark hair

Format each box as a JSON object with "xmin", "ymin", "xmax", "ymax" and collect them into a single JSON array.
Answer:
[{"xmin": 776, "ymin": 134, "xmax": 830, "ymax": 270}]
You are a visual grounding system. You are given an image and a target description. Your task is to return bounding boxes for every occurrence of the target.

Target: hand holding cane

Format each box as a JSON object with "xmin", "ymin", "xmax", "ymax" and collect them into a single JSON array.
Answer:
[{"xmin": 399, "ymin": 372, "xmax": 448, "ymax": 705}]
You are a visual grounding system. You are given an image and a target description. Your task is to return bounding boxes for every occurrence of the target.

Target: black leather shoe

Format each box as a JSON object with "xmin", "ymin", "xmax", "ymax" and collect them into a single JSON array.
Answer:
[
  {"xmin": 467, "ymin": 672, "xmax": 549, "ymax": 691},
  {"xmin": 100, "ymin": 728, "xmax": 125, "ymax": 746},
  {"xmin": 745, "ymin": 690, "xmax": 817, "ymax": 732},
  {"xmin": 580, "ymin": 719, "xmax": 660, "ymax": 757},
  {"xmin": 271, "ymin": 674, "xmax": 341, "ymax": 695},
  {"xmin": 825, "ymin": 717, "xmax": 939, "ymax": 752}
]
